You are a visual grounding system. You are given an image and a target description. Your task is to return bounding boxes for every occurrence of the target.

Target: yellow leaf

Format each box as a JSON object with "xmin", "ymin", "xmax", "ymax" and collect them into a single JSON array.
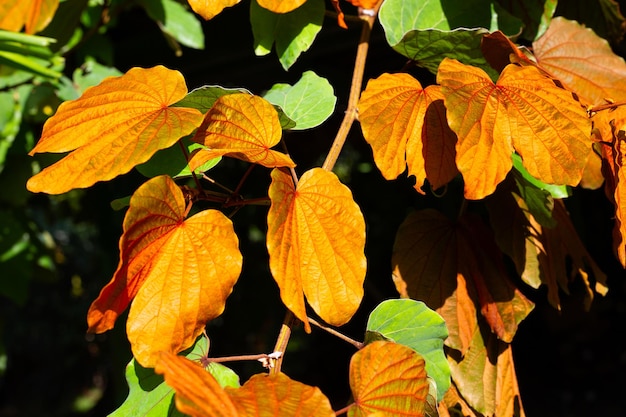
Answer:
[
  {"xmin": 156, "ymin": 352, "xmax": 239, "ymax": 417},
  {"xmin": 187, "ymin": 0, "xmax": 241, "ymax": 20},
  {"xmin": 0, "ymin": 0, "xmax": 58, "ymax": 33},
  {"xmin": 438, "ymin": 58, "xmax": 591, "ymax": 199},
  {"xmin": 349, "ymin": 341, "xmax": 429, "ymax": 417},
  {"xmin": 228, "ymin": 373, "xmax": 335, "ymax": 416},
  {"xmin": 190, "ymin": 94, "xmax": 295, "ymax": 170},
  {"xmin": 267, "ymin": 168, "xmax": 366, "ymax": 332},
  {"xmin": 256, "ymin": 0, "xmax": 307, "ymax": 14},
  {"xmin": 87, "ymin": 176, "xmax": 242, "ymax": 367},
  {"xmin": 27, "ymin": 66, "xmax": 203, "ymax": 195},
  {"xmin": 358, "ymin": 73, "xmax": 458, "ymax": 193}
]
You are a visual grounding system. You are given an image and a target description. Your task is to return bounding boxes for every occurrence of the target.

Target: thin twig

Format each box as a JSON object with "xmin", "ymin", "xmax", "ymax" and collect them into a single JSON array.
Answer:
[
  {"xmin": 308, "ymin": 317, "xmax": 364, "ymax": 349},
  {"xmin": 270, "ymin": 311, "xmax": 298, "ymax": 375},
  {"xmin": 334, "ymin": 403, "xmax": 356, "ymax": 416}
]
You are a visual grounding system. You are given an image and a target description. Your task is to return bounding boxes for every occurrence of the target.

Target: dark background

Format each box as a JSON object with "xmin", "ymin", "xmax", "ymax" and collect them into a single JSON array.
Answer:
[{"xmin": 1, "ymin": 1, "xmax": 625, "ymax": 416}]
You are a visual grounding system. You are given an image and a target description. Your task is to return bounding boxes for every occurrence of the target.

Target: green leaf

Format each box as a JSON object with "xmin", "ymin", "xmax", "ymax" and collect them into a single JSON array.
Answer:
[
  {"xmin": 173, "ymin": 85, "xmax": 251, "ymax": 112},
  {"xmin": 379, "ymin": 0, "xmax": 522, "ymax": 78},
  {"xmin": 136, "ymin": 137, "xmax": 221, "ymax": 178},
  {"xmin": 263, "ymin": 71, "xmax": 336, "ymax": 130},
  {"xmin": 142, "ymin": 0, "xmax": 205, "ymax": 50},
  {"xmin": 512, "ymin": 153, "xmax": 570, "ymax": 199},
  {"xmin": 496, "ymin": 0, "xmax": 557, "ymax": 41},
  {"xmin": 110, "ymin": 336, "xmax": 240, "ymax": 417},
  {"xmin": 0, "ymin": 210, "xmax": 34, "ymax": 305},
  {"xmin": 365, "ymin": 299, "xmax": 450, "ymax": 402},
  {"xmin": 250, "ymin": 0, "xmax": 324, "ymax": 70},
  {"xmin": 57, "ymin": 60, "xmax": 123, "ymax": 101}
]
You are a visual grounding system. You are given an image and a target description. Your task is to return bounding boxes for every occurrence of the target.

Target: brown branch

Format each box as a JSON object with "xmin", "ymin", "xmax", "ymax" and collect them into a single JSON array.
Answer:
[
  {"xmin": 308, "ymin": 317, "xmax": 364, "ymax": 349},
  {"xmin": 270, "ymin": 311, "xmax": 298, "ymax": 375}
]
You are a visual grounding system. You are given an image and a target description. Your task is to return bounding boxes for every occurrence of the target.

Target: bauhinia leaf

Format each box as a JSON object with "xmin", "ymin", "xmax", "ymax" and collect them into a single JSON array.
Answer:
[
  {"xmin": 87, "ymin": 175, "xmax": 242, "ymax": 367},
  {"xmin": 267, "ymin": 168, "xmax": 366, "ymax": 332},
  {"xmin": 255, "ymin": 0, "xmax": 307, "ymax": 14},
  {"xmin": 0, "ymin": 0, "xmax": 59, "ymax": 34},
  {"xmin": 533, "ymin": 17, "xmax": 626, "ymax": 105},
  {"xmin": 156, "ymin": 353, "xmax": 334, "ymax": 417},
  {"xmin": 189, "ymin": 93, "xmax": 295, "ymax": 170},
  {"xmin": 27, "ymin": 66, "xmax": 203, "ymax": 195},
  {"xmin": 187, "ymin": 0, "xmax": 241, "ymax": 20},
  {"xmin": 349, "ymin": 340, "xmax": 429, "ymax": 417},
  {"xmin": 438, "ymin": 58, "xmax": 592, "ymax": 199},
  {"xmin": 358, "ymin": 73, "xmax": 458, "ymax": 193},
  {"xmin": 365, "ymin": 299, "xmax": 450, "ymax": 402}
]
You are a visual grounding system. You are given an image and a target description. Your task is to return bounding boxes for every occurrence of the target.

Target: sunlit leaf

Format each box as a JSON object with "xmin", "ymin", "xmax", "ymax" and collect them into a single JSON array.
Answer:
[
  {"xmin": 0, "ymin": 0, "xmax": 59, "ymax": 34},
  {"xmin": 438, "ymin": 58, "xmax": 592, "ymax": 199},
  {"xmin": 187, "ymin": 0, "xmax": 241, "ymax": 20},
  {"xmin": 533, "ymin": 17, "xmax": 626, "ymax": 105},
  {"xmin": 263, "ymin": 71, "xmax": 336, "ymax": 130},
  {"xmin": 189, "ymin": 94, "xmax": 295, "ymax": 170},
  {"xmin": 27, "ymin": 66, "xmax": 203, "ymax": 195},
  {"xmin": 250, "ymin": 0, "xmax": 323, "ymax": 70},
  {"xmin": 358, "ymin": 73, "xmax": 458, "ymax": 193},
  {"xmin": 366, "ymin": 299, "xmax": 450, "ymax": 401},
  {"xmin": 143, "ymin": 0, "xmax": 205, "ymax": 50},
  {"xmin": 173, "ymin": 85, "xmax": 251, "ymax": 112},
  {"xmin": 267, "ymin": 168, "xmax": 366, "ymax": 332},
  {"xmin": 256, "ymin": 0, "xmax": 306, "ymax": 13},
  {"xmin": 87, "ymin": 175, "xmax": 242, "ymax": 367},
  {"xmin": 228, "ymin": 373, "xmax": 335, "ymax": 416},
  {"xmin": 349, "ymin": 341, "xmax": 429, "ymax": 417},
  {"xmin": 346, "ymin": 0, "xmax": 380, "ymax": 8}
]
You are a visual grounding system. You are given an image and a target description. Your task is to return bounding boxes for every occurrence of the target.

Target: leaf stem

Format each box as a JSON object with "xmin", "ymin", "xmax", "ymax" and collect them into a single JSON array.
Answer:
[
  {"xmin": 321, "ymin": 3, "xmax": 383, "ymax": 171},
  {"xmin": 334, "ymin": 403, "xmax": 356, "ymax": 416},
  {"xmin": 270, "ymin": 311, "xmax": 298, "ymax": 375},
  {"xmin": 308, "ymin": 317, "xmax": 364, "ymax": 349}
]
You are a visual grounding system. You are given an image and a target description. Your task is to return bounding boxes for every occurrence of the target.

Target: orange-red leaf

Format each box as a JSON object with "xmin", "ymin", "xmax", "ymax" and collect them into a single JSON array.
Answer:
[
  {"xmin": 345, "ymin": 0, "xmax": 380, "ymax": 8},
  {"xmin": 156, "ymin": 352, "xmax": 238, "ymax": 417},
  {"xmin": 267, "ymin": 168, "xmax": 366, "ymax": 332},
  {"xmin": 27, "ymin": 66, "xmax": 203, "ymax": 195},
  {"xmin": 349, "ymin": 341, "xmax": 429, "ymax": 417},
  {"xmin": 0, "ymin": 0, "xmax": 58, "ymax": 33},
  {"xmin": 187, "ymin": 0, "xmax": 241, "ymax": 20},
  {"xmin": 534, "ymin": 17, "xmax": 626, "ymax": 105},
  {"xmin": 190, "ymin": 94, "xmax": 294, "ymax": 170},
  {"xmin": 87, "ymin": 175, "xmax": 242, "ymax": 367},
  {"xmin": 358, "ymin": 73, "xmax": 458, "ymax": 193},
  {"xmin": 228, "ymin": 373, "xmax": 335, "ymax": 416},
  {"xmin": 438, "ymin": 58, "xmax": 592, "ymax": 199},
  {"xmin": 256, "ymin": 0, "xmax": 307, "ymax": 14}
]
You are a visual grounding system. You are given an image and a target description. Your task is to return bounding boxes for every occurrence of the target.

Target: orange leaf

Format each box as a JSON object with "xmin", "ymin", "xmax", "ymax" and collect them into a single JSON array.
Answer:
[
  {"xmin": 349, "ymin": 341, "xmax": 429, "ymax": 416},
  {"xmin": 358, "ymin": 73, "xmax": 458, "ymax": 193},
  {"xmin": 267, "ymin": 168, "xmax": 366, "ymax": 332},
  {"xmin": 228, "ymin": 373, "xmax": 335, "ymax": 416},
  {"xmin": 328, "ymin": 0, "xmax": 347, "ymax": 28},
  {"xmin": 190, "ymin": 94, "xmax": 294, "ymax": 170},
  {"xmin": 87, "ymin": 175, "xmax": 242, "ymax": 367},
  {"xmin": 0, "ymin": 0, "xmax": 58, "ymax": 33},
  {"xmin": 345, "ymin": 0, "xmax": 380, "ymax": 8},
  {"xmin": 187, "ymin": 0, "xmax": 241, "ymax": 20},
  {"xmin": 27, "ymin": 66, "xmax": 203, "ymax": 195},
  {"xmin": 256, "ymin": 0, "xmax": 307, "ymax": 14},
  {"xmin": 438, "ymin": 58, "xmax": 591, "ymax": 199},
  {"xmin": 156, "ymin": 352, "xmax": 239, "ymax": 417},
  {"xmin": 534, "ymin": 17, "xmax": 626, "ymax": 105}
]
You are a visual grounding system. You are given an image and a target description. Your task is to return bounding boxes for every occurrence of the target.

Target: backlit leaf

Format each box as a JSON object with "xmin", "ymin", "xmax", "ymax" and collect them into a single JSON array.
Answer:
[
  {"xmin": 358, "ymin": 73, "xmax": 458, "ymax": 193},
  {"xmin": 27, "ymin": 66, "xmax": 203, "ymax": 195},
  {"xmin": 267, "ymin": 168, "xmax": 366, "ymax": 332},
  {"xmin": 349, "ymin": 341, "xmax": 429, "ymax": 417},
  {"xmin": 189, "ymin": 94, "xmax": 295, "ymax": 170},
  {"xmin": 250, "ymin": 0, "xmax": 323, "ymax": 70},
  {"xmin": 533, "ymin": 17, "xmax": 626, "ymax": 105},
  {"xmin": 366, "ymin": 299, "xmax": 450, "ymax": 401},
  {"xmin": 0, "ymin": 0, "xmax": 59, "ymax": 34},
  {"xmin": 187, "ymin": 0, "xmax": 241, "ymax": 20},
  {"xmin": 87, "ymin": 175, "xmax": 242, "ymax": 367},
  {"xmin": 438, "ymin": 58, "xmax": 592, "ymax": 199},
  {"xmin": 256, "ymin": 0, "xmax": 306, "ymax": 13},
  {"xmin": 228, "ymin": 373, "xmax": 335, "ymax": 416}
]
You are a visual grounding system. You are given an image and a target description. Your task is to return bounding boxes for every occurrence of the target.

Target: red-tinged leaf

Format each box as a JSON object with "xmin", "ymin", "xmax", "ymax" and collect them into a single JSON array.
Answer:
[
  {"xmin": 187, "ymin": 0, "xmax": 241, "ymax": 20},
  {"xmin": 438, "ymin": 273, "xmax": 478, "ymax": 356},
  {"xmin": 481, "ymin": 31, "xmax": 535, "ymax": 73},
  {"xmin": 88, "ymin": 176, "xmax": 242, "ymax": 367},
  {"xmin": 27, "ymin": 66, "xmax": 203, "ymax": 195},
  {"xmin": 190, "ymin": 94, "xmax": 294, "ymax": 170},
  {"xmin": 329, "ymin": 0, "xmax": 347, "ymax": 28},
  {"xmin": 358, "ymin": 73, "xmax": 458, "ymax": 193},
  {"xmin": 345, "ymin": 0, "xmax": 380, "ymax": 8},
  {"xmin": 349, "ymin": 341, "xmax": 429, "ymax": 417},
  {"xmin": 438, "ymin": 58, "xmax": 591, "ymax": 199},
  {"xmin": 227, "ymin": 373, "xmax": 335, "ymax": 417},
  {"xmin": 156, "ymin": 352, "xmax": 238, "ymax": 417},
  {"xmin": 256, "ymin": 0, "xmax": 307, "ymax": 14},
  {"xmin": 534, "ymin": 17, "xmax": 626, "ymax": 105},
  {"xmin": 267, "ymin": 168, "xmax": 366, "ymax": 332},
  {"xmin": 0, "ymin": 0, "xmax": 58, "ymax": 33}
]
